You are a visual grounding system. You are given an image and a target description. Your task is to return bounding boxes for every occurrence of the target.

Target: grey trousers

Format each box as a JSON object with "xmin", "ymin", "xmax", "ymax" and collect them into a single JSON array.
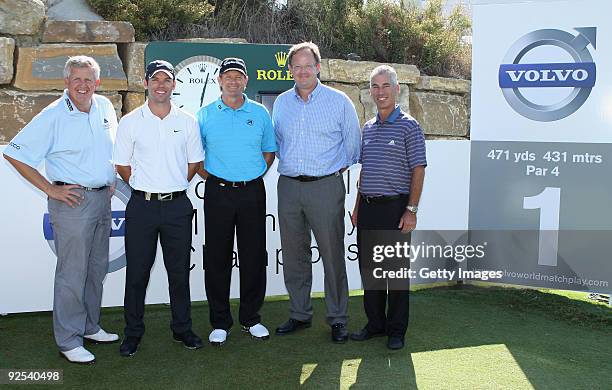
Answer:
[
  {"xmin": 48, "ymin": 188, "xmax": 111, "ymax": 351},
  {"xmin": 277, "ymin": 174, "xmax": 348, "ymax": 325}
]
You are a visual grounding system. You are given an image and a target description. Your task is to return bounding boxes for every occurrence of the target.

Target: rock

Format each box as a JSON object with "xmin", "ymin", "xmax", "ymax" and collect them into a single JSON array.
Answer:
[
  {"xmin": 425, "ymin": 135, "xmax": 467, "ymax": 140},
  {"xmin": 99, "ymin": 92, "xmax": 123, "ymax": 119},
  {"xmin": 13, "ymin": 44, "xmax": 127, "ymax": 91},
  {"xmin": 174, "ymin": 38, "xmax": 248, "ymax": 43},
  {"xmin": 42, "ymin": 21, "xmax": 135, "ymax": 43},
  {"xmin": 360, "ymin": 84, "xmax": 411, "ymax": 122},
  {"xmin": 0, "ymin": 90, "xmax": 122, "ymax": 142},
  {"xmin": 324, "ymin": 82, "xmax": 364, "ymax": 125},
  {"xmin": 319, "ymin": 59, "xmax": 330, "ymax": 80},
  {"xmin": 323, "ymin": 59, "xmax": 419, "ymax": 84},
  {"xmin": 416, "ymin": 76, "xmax": 471, "ymax": 94},
  {"xmin": 46, "ymin": 0, "xmax": 104, "ymax": 21},
  {"xmin": 0, "ymin": 38, "xmax": 15, "ymax": 84},
  {"xmin": 409, "ymin": 91, "xmax": 468, "ymax": 137},
  {"xmin": 122, "ymin": 92, "xmax": 145, "ymax": 115},
  {"xmin": 0, "ymin": 0, "xmax": 45, "ymax": 35},
  {"xmin": 118, "ymin": 42, "xmax": 146, "ymax": 92}
]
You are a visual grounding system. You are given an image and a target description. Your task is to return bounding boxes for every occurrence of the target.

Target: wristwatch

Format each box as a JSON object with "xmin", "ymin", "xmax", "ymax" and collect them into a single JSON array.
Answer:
[{"xmin": 406, "ymin": 205, "xmax": 418, "ymax": 214}]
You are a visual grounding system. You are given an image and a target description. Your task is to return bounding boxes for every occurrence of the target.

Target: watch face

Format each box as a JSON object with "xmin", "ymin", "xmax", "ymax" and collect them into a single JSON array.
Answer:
[{"xmin": 172, "ymin": 55, "xmax": 223, "ymax": 115}]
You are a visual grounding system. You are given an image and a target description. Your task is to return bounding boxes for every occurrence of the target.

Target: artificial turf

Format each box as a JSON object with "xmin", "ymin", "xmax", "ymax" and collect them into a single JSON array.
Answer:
[{"xmin": 0, "ymin": 285, "xmax": 610, "ymax": 389}]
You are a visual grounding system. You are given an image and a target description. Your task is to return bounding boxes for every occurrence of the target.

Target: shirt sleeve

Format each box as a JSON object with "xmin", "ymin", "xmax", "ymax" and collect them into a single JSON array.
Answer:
[
  {"xmin": 106, "ymin": 101, "xmax": 119, "ymax": 144},
  {"xmin": 261, "ymin": 107, "xmax": 278, "ymax": 153},
  {"xmin": 341, "ymin": 96, "xmax": 362, "ymax": 167},
  {"xmin": 196, "ymin": 107, "xmax": 207, "ymax": 150},
  {"xmin": 406, "ymin": 121, "xmax": 427, "ymax": 170},
  {"xmin": 2, "ymin": 111, "xmax": 54, "ymax": 169},
  {"xmin": 272, "ymin": 97, "xmax": 282, "ymax": 159},
  {"xmin": 186, "ymin": 115, "xmax": 204, "ymax": 164},
  {"xmin": 112, "ymin": 116, "xmax": 134, "ymax": 166},
  {"xmin": 358, "ymin": 125, "xmax": 365, "ymax": 165}
]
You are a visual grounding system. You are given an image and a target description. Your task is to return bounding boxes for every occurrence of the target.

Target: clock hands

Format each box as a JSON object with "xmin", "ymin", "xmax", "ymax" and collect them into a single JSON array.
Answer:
[{"xmin": 200, "ymin": 73, "xmax": 210, "ymax": 107}]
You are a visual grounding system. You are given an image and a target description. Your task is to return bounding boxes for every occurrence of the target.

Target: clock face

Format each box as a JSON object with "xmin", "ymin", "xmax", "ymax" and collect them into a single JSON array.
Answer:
[{"xmin": 172, "ymin": 55, "xmax": 222, "ymax": 115}]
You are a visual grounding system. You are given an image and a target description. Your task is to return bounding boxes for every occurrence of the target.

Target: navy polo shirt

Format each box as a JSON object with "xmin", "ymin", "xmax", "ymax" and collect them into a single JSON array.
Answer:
[
  {"xmin": 196, "ymin": 95, "xmax": 277, "ymax": 181},
  {"xmin": 359, "ymin": 106, "xmax": 427, "ymax": 197}
]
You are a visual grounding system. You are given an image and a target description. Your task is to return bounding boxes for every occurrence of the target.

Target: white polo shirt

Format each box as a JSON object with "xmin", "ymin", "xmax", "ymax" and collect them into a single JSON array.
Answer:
[
  {"xmin": 4, "ymin": 91, "xmax": 117, "ymax": 188},
  {"xmin": 113, "ymin": 102, "xmax": 203, "ymax": 193}
]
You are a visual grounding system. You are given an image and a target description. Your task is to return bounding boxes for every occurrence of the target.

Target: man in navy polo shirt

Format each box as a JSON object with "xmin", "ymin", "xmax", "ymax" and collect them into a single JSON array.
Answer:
[
  {"xmin": 196, "ymin": 57, "xmax": 277, "ymax": 346},
  {"xmin": 350, "ymin": 65, "xmax": 427, "ymax": 350}
]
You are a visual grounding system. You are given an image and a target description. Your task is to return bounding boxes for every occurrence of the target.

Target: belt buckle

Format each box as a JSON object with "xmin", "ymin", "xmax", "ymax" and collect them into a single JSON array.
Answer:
[
  {"xmin": 83, "ymin": 186, "xmax": 94, "ymax": 191},
  {"xmin": 159, "ymin": 193, "xmax": 173, "ymax": 201}
]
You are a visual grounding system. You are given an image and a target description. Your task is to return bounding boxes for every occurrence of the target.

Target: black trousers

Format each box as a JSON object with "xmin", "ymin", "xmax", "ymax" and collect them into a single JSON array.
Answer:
[
  {"xmin": 357, "ymin": 195, "xmax": 411, "ymax": 338},
  {"xmin": 203, "ymin": 177, "xmax": 267, "ymax": 330},
  {"xmin": 123, "ymin": 193, "xmax": 194, "ymax": 337}
]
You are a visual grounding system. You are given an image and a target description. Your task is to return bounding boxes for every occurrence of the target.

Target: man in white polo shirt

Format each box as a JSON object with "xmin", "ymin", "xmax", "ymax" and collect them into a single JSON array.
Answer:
[
  {"xmin": 113, "ymin": 60, "xmax": 204, "ymax": 357},
  {"xmin": 3, "ymin": 56, "xmax": 119, "ymax": 364}
]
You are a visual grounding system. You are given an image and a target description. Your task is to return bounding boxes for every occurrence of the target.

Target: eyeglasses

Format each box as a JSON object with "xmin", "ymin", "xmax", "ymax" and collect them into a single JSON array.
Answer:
[{"xmin": 290, "ymin": 64, "xmax": 317, "ymax": 72}]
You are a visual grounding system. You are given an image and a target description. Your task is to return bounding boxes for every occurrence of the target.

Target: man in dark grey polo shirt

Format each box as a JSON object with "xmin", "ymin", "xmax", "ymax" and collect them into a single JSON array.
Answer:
[{"xmin": 350, "ymin": 65, "xmax": 427, "ymax": 350}]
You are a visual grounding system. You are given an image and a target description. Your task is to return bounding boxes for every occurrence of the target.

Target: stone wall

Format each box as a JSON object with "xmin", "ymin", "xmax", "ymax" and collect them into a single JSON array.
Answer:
[{"xmin": 0, "ymin": 4, "xmax": 470, "ymax": 143}]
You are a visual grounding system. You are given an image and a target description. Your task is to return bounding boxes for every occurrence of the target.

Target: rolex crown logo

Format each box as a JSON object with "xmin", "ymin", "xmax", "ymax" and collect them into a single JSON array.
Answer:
[{"xmin": 275, "ymin": 51, "xmax": 288, "ymax": 68}]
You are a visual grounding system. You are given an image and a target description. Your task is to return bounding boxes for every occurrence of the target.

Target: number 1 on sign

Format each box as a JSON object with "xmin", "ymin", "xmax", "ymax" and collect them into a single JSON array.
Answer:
[{"xmin": 523, "ymin": 187, "xmax": 560, "ymax": 267}]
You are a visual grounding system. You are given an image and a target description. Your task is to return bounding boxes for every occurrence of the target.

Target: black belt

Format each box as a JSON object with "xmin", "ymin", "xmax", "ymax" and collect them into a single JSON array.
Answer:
[
  {"xmin": 54, "ymin": 181, "xmax": 107, "ymax": 191},
  {"xmin": 285, "ymin": 171, "xmax": 339, "ymax": 182},
  {"xmin": 361, "ymin": 194, "xmax": 407, "ymax": 204},
  {"xmin": 133, "ymin": 189, "xmax": 186, "ymax": 201},
  {"xmin": 208, "ymin": 175, "xmax": 261, "ymax": 188}
]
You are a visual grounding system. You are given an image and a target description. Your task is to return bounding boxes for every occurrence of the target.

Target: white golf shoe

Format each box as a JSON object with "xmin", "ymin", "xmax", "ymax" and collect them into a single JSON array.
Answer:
[
  {"xmin": 84, "ymin": 328, "xmax": 120, "ymax": 344},
  {"xmin": 209, "ymin": 329, "xmax": 228, "ymax": 346},
  {"xmin": 242, "ymin": 323, "xmax": 270, "ymax": 340},
  {"xmin": 60, "ymin": 346, "xmax": 95, "ymax": 364}
]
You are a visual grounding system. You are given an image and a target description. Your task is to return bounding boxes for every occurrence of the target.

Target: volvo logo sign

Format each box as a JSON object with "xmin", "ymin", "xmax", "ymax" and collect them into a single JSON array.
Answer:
[{"xmin": 499, "ymin": 27, "xmax": 597, "ymax": 122}]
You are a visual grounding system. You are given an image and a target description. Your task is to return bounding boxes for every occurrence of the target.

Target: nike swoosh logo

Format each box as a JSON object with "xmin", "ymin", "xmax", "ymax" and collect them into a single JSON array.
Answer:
[{"xmin": 174, "ymin": 130, "xmax": 182, "ymax": 133}]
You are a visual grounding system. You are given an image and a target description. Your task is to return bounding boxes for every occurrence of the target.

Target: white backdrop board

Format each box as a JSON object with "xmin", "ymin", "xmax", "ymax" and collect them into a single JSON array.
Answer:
[
  {"xmin": 0, "ymin": 141, "xmax": 470, "ymax": 314},
  {"xmin": 468, "ymin": 0, "xmax": 612, "ymax": 293}
]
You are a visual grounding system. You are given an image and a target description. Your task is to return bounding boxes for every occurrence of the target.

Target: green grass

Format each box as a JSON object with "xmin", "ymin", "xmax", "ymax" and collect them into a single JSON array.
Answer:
[{"xmin": 0, "ymin": 286, "xmax": 610, "ymax": 389}]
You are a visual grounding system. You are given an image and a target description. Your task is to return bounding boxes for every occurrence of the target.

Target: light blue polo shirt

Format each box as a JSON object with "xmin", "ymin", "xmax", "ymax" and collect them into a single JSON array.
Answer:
[
  {"xmin": 3, "ymin": 90, "xmax": 117, "ymax": 188},
  {"xmin": 196, "ymin": 95, "xmax": 277, "ymax": 181}
]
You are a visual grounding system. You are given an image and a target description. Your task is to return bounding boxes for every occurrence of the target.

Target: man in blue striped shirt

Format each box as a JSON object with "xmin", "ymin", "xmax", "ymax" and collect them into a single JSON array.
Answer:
[
  {"xmin": 350, "ymin": 65, "xmax": 427, "ymax": 350},
  {"xmin": 272, "ymin": 42, "xmax": 361, "ymax": 343}
]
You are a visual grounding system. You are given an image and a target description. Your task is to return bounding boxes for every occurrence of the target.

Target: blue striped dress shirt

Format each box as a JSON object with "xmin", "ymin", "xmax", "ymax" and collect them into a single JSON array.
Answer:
[{"xmin": 272, "ymin": 80, "xmax": 361, "ymax": 177}]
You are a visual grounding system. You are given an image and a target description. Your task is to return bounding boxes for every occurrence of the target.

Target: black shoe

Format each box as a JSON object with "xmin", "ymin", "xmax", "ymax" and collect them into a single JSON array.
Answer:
[
  {"xmin": 119, "ymin": 336, "xmax": 141, "ymax": 357},
  {"xmin": 387, "ymin": 336, "xmax": 405, "ymax": 350},
  {"xmin": 350, "ymin": 328, "xmax": 386, "ymax": 341},
  {"xmin": 331, "ymin": 323, "xmax": 348, "ymax": 343},
  {"xmin": 275, "ymin": 318, "xmax": 312, "ymax": 335},
  {"xmin": 173, "ymin": 330, "xmax": 204, "ymax": 350}
]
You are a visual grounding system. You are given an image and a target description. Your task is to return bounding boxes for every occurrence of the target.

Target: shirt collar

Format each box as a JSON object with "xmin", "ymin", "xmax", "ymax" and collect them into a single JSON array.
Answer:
[
  {"xmin": 141, "ymin": 100, "xmax": 178, "ymax": 119},
  {"xmin": 376, "ymin": 105, "xmax": 401, "ymax": 124},
  {"xmin": 292, "ymin": 79, "xmax": 322, "ymax": 102},
  {"xmin": 62, "ymin": 90, "xmax": 97, "ymax": 115},
  {"xmin": 215, "ymin": 94, "xmax": 252, "ymax": 112}
]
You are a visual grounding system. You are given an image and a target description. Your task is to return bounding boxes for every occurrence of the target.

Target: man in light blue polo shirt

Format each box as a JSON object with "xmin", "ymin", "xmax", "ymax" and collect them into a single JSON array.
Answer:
[
  {"xmin": 3, "ymin": 56, "xmax": 119, "ymax": 364},
  {"xmin": 197, "ymin": 57, "xmax": 276, "ymax": 346}
]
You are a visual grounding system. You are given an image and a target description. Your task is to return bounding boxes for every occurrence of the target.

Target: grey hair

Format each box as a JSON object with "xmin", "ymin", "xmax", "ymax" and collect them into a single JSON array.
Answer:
[
  {"xmin": 369, "ymin": 65, "xmax": 398, "ymax": 87},
  {"xmin": 63, "ymin": 56, "xmax": 101, "ymax": 80}
]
